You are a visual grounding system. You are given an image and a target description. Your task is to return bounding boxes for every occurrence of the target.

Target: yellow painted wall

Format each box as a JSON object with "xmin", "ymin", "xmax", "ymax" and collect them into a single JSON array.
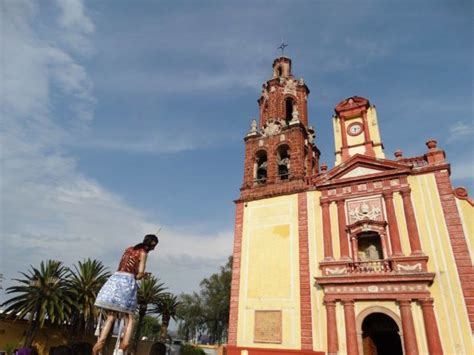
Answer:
[
  {"xmin": 237, "ymin": 195, "xmax": 301, "ymax": 349},
  {"xmin": 456, "ymin": 198, "xmax": 474, "ymax": 263},
  {"xmin": 366, "ymin": 107, "xmax": 383, "ymax": 151},
  {"xmin": 307, "ymin": 191, "xmax": 325, "ymax": 351},
  {"xmin": 409, "ymin": 174, "xmax": 473, "ymax": 354}
]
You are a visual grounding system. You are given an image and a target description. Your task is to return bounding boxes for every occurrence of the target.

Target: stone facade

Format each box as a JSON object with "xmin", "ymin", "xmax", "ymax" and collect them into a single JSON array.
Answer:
[{"xmin": 228, "ymin": 57, "xmax": 473, "ymax": 355}]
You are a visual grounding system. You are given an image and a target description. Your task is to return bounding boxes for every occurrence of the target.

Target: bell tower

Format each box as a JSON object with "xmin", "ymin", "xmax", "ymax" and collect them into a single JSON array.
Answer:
[
  {"xmin": 240, "ymin": 57, "xmax": 320, "ymax": 201},
  {"xmin": 333, "ymin": 96, "xmax": 384, "ymax": 165}
]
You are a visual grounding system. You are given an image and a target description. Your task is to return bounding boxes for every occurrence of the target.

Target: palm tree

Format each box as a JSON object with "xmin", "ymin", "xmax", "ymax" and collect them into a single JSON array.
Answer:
[
  {"xmin": 132, "ymin": 276, "xmax": 166, "ymax": 353},
  {"xmin": 152, "ymin": 293, "xmax": 181, "ymax": 342},
  {"xmin": 2, "ymin": 260, "xmax": 74, "ymax": 348},
  {"xmin": 67, "ymin": 259, "xmax": 110, "ymax": 340}
]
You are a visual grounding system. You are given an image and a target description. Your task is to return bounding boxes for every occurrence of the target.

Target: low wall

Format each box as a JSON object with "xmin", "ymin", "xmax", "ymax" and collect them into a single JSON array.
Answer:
[{"xmin": 0, "ymin": 319, "xmax": 153, "ymax": 355}]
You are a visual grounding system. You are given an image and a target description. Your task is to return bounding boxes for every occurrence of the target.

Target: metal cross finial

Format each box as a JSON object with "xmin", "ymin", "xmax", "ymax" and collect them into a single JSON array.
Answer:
[{"xmin": 277, "ymin": 42, "xmax": 288, "ymax": 56}]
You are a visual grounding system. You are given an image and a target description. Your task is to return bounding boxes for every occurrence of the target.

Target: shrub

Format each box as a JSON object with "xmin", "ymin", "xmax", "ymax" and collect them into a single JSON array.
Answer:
[{"xmin": 181, "ymin": 344, "xmax": 206, "ymax": 355}]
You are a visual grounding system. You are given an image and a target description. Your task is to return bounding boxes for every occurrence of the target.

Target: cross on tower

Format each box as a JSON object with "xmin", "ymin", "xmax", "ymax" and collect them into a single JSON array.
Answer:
[{"xmin": 277, "ymin": 42, "xmax": 288, "ymax": 56}]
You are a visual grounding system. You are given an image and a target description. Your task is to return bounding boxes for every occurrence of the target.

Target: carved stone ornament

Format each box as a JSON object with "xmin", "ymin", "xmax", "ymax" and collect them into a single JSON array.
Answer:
[
  {"xmin": 261, "ymin": 118, "xmax": 284, "ymax": 137},
  {"xmin": 247, "ymin": 118, "xmax": 258, "ymax": 135},
  {"xmin": 307, "ymin": 127, "xmax": 316, "ymax": 144},
  {"xmin": 349, "ymin": 202, "xmax": 381, "ymax": 222},
  {"xmin": 325, "ymin": 267, "xmax": 347, "ymax": 275},
  {"xmin": 283, "ymin": 79, "xmax": 297, "ymax": 96},
  {"xmin": 396, "ymin": 263, "xmax": 422, "ymax": 272}
]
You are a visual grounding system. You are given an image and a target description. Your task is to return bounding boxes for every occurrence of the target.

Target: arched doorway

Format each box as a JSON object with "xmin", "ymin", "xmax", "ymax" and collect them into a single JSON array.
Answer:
[{"xmin": 362, "ymin": 312, "xmax": 402, "ymax": 355}]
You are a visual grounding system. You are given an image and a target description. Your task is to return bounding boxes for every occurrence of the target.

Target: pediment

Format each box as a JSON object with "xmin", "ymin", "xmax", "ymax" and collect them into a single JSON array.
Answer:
[
  {"xmin": 318, "ymin": 155, "xmax": 411, "ymax": 185},
  {"xmin": 337, "ymin": 166, "xmax": 388, "ymax": 179}
]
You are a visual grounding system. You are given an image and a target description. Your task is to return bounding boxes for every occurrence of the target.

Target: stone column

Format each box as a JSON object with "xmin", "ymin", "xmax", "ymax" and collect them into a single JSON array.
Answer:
[
  {"xmin": 399, "ymin": 300, "xmax": 419, "ymax": 355},
  {"xmin": 400, "ymin": 188, "xmax": 423, "ymax": 255},
  {"xmin": 420, "ymin": 299, "xmax": 443, "ymax": 354},
  {"xmin": 321, "ymin": 200, "xmax": 334, "ymax": 260},
  {"xmin": 325, "ymin": 300, "xmax": 338, "ymax": 355},
  {"xmin": 382, "ymin": 191, "xmax": 403, "ymax": 256},
  {"xmin": 336, "ymin": 199, "xmax": 350, "ymax": 259},
  {"xmin": 343, "ymin": 300, "xmax": 359, "ymax": 355}
]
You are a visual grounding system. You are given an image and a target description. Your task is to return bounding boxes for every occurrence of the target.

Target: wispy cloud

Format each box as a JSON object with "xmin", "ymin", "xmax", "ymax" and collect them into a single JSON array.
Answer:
[
  {"xmin": 0, "ymin": 0, "xmax": 233, "ymax": 296},
  {"xmin": 448, "ymin": 121, "xmax": 474, "ymax": 142}
]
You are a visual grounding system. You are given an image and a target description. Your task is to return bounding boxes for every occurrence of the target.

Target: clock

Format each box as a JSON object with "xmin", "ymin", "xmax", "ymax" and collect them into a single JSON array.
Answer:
[{"xmin": 347, "ymin": 122, "xmax": 363, "ymax": 136}]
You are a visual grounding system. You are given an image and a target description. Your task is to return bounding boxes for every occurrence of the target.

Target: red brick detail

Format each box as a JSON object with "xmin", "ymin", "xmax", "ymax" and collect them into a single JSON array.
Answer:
[
  {"xmin": 342, "ymin": 300, "xmax": 359, "ymax": 355},
  {"xmin": 228, "ymin": 202, "xmax": 244, "ymax": 346},
  {"xmin": 435, "ymin": 170, "xmax": 474, "ymax": 331},
  {"xmin": 420, "ymin": 298, "xmax": 443, "ymax": 354},
  {"xmin": 336, "ymin": 199, "xmax": 350, "ymax": 259},
  {"xmin": 453, "ymin": 186, "xmax": 474, "ymax": 206},
  {"xmin": 298, "ymin": 193, "xmax": 314, "ymax": 350},
  {"xmin": 399, "ymin": 300, "xmax": 419, "ymax": 355},
  {"xmin": 226, "ymin": 346, "xmax": 324, "ymax": 355}
]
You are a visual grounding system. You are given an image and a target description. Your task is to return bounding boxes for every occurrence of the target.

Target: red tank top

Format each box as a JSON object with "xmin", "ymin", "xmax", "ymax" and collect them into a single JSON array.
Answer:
[{"xmin": 117, "ymin": 246, "xmax": 145, "ymax": 275}]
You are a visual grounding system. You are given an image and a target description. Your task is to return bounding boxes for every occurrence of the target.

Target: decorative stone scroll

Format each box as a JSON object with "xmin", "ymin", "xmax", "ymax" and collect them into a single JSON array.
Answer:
[{"xmin": 254, "ymin": 310, "xmax": 282, "ymax": 343}]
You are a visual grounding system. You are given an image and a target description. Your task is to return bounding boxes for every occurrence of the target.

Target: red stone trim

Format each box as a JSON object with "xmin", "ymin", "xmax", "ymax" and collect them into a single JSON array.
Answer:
[
  {"xmin": 434, "ymin": 170, "xmax": 474, "ymax": 331},
  {"xmin": 226, "ymin": 346, "xmax": 324, "ymax": 355},
  {"xmin": 419, "ymin": 298, "xmax": 443, "ymax": 354},
  {"xmin": 298, "ymin": 193, "xmax": 313, "ymax": 350},
  {"xmin": 453, "ymin": 186, "xmax": 474, "ymax": 206},
  {"xmin": 228, "ymin": 202, "xmax": 244, "ymax": 346}
]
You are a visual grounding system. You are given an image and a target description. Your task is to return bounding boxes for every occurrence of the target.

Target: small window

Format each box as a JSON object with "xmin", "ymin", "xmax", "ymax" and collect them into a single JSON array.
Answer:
[
  {"xmin": 357, "ymin": 233, "xmax": 383, "ymax": 261},
  {"xmin": 254, "ymin": 151, "xmax": 267, "ymax": 185},
  {"xmin": 277, "ymin": 145, "xmax": 290, "ymax": 180},
  {"xmin": 277, "ymin": 66, "xmax": 282, "ymax": 77}
]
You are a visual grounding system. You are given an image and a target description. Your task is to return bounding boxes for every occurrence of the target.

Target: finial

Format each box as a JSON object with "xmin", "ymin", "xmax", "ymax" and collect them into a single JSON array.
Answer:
[
  {"xmin": 277, "ymin": 41, "xmax": 288, "ymax": 56},
  {"xmin": 250, "ymin": 118, "xmax": 257, "ymax": 133}
]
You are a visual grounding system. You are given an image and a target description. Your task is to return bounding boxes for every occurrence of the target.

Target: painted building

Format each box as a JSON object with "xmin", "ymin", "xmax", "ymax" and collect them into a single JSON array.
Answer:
[{"xmin": 227, "ymin": 56, "xmax": 474, "ymax": 355}]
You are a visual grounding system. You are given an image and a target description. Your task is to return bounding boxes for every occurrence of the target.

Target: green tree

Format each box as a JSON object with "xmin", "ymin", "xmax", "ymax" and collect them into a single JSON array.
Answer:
[
  {"xmin": 67, "ymin": 258, "xmax": 110, "ymax": 340},
  {"xmin": 2, "ymin": 260, "xmax": 75, "ymax": 348},
  {"xmin": 176, "ymin": 257, "xmax": 232, "ymax": 344},
  {"xmin": 177, "ymin": 292, "xmax": 204, "ymax": 342},
  {"xmin": 152, "ymin": 292, "xmax": 181, "ymax": 342},
  {"xmin": 132, "ymin": 276, "xmax": 166, "ymax": 352},
  {"xmin": 139, "ymin": 315, "xmax": 161, "ymax": 342},
  {"xmin": 199, "ymin": 256, "xmax": 232, "ymax": 343}
]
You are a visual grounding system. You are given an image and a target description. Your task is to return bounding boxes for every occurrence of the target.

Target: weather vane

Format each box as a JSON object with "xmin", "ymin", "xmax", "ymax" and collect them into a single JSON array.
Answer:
[{"xmin": 277, "ymin": 41, "xmax": 288, "ymax": 56}]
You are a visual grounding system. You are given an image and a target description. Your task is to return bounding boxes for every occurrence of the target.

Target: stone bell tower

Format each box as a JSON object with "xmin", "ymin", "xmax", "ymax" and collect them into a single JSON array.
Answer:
[{"xmin": 240, "ymin": 56, "xmax": 320, "ymax": 201}]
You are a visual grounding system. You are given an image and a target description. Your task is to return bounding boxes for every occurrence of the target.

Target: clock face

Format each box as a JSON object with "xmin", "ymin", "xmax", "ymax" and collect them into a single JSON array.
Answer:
[{"xmin": 348, "ymin": 122, "xmax": 363, "ymax": 136}]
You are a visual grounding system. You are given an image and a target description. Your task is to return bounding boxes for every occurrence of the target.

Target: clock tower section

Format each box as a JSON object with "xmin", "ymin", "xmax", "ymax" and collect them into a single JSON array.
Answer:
[
  {"xmin": 333, "ymin": 96, "xmax": 384, "ymax": 165},
  {"xmin": 240, "ymin": 56, "xmax": 320, "ymax": 201}
]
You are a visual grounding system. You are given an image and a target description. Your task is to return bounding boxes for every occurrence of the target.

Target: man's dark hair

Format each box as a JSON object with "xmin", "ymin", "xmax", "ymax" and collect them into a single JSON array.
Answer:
[{"xmin": 134, "ymin": 234, "xmax": 159, "ymax": 250}]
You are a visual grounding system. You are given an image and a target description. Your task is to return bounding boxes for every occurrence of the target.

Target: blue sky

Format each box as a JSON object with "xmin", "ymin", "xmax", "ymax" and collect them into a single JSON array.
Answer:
[{"xmin": 1, "ymin": 0, "xmax": 473, "ymax": 298}]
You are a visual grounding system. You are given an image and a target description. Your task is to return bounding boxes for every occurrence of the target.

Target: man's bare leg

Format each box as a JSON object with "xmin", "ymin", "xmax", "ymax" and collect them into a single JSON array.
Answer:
[
  {"xmin": 93, "ymin": 312, "xmax": 117, "ymax": 355},
  {"xmin": 119, "ymin": 313, "xmax": 135, "ymax": 352}
]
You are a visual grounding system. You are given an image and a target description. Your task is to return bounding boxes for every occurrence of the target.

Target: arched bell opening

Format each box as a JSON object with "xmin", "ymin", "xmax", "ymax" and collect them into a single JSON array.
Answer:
[
  {"xmin": 254, "ymin": 150, "xmax": 268, "ymax": 185},
  {"xmin": 361, "ymin": 312, "xmax": 403, "ymax": 355},
  {"xmin": 276, "ymin": 145, "xmax": 290, "ymax": 180},
  {"xmin": 285, "ymin": 97, "xmax": 295, "ymax": 125}
]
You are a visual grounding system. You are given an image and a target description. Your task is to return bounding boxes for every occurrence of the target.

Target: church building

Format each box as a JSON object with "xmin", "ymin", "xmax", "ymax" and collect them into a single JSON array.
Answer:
[{"xmin": 227, "ymin": 56, "xmax": 473, "ymax": 355}]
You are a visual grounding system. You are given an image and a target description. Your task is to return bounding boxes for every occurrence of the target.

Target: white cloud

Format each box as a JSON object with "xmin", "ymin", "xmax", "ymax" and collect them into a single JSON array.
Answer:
[
  {"xmin": 449, "ymin": 121, "xmax": 474, "ymax": 141},
  {"xmin": 0, "ymin": 0, "xmax": 232, "ymax": 298}
]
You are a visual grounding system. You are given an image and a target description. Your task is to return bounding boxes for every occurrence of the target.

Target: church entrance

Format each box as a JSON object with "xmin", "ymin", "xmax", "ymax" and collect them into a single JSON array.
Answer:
[{"xmin": 362, "ymin": 312, "xmax": 403, "ymax": 355}]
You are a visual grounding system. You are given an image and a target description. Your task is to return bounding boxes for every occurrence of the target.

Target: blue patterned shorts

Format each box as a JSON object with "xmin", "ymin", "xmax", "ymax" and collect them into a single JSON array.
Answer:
[{"xmin": 95, "ymin": 272, "xmax": 137, "ymax": 314}]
